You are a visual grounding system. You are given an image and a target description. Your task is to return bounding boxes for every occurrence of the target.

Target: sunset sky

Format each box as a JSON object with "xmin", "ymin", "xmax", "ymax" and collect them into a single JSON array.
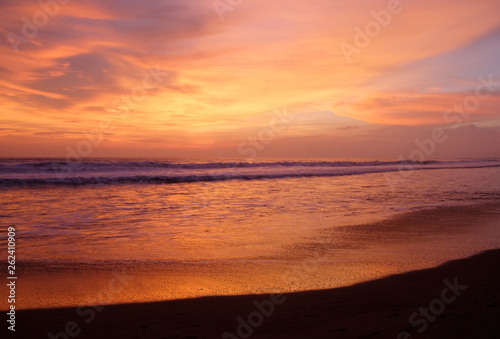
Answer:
[{"xmin": 1, "ymin": 0, "xmax": 499, "ymax": 159}]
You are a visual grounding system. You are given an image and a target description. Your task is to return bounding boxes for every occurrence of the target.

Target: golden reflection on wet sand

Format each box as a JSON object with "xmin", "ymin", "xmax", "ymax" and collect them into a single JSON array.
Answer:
[{"xmin": 8, "ymin": 203, "xmax": 500, "ymax": 310}]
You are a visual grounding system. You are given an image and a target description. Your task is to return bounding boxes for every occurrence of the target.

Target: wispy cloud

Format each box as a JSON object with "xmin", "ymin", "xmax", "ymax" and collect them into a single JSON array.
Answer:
[{"xmin": 0, "ymin": 0, "xmax": 499, "ymax": 157}]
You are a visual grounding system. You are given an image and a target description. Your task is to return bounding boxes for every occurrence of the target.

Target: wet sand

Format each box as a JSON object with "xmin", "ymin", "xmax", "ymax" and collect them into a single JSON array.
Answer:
[
  {"xmin": 3, "ymin": 203, "xmax": 500, "ymax": 337},
  {"xmin": 7, "ymin": 203, "xmax": 500, "ymax": 311},
  {"xmin": 13, "ymin": 249, "xmax": 500, "ymax": 338}
]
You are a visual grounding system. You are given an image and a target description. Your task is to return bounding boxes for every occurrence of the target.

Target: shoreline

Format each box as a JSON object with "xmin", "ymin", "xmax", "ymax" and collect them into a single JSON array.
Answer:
[
  {"xmin": 4, "ymin": 202, "xmax": 500, "ymax": 312},
  {"xmin": 12, "ymin": 248, "xmax": 500, "ymax": 338}
]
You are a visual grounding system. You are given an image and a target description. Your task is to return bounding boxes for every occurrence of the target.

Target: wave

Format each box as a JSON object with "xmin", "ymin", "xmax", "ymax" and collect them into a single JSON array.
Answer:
[
  {"xmin": 0, "ymin": 159, "xmax": 455, "ymax": 174},
  {"xmin": 1, "ymin": 161, "xmax": 499, "ymax": 187}
]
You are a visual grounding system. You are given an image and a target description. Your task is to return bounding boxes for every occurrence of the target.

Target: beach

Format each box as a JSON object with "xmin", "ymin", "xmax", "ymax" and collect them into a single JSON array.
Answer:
[
  {"xmin": 5, "ymin": 201, "xmax": 500, "ymax": 311},
  {"xmin": 3, "ymin": 199, "xmax": 500, "ymax": 338},
  {"xmin": 2, "ymin": 0, "xmax": 500, "ymax": 337},
  {"xmin": 1, "ymin": 159, "xmax": 500, "ymax": 338},
  {"xmin": 14, "ymin": 249, "xmax": 500, "ymax": 338}
]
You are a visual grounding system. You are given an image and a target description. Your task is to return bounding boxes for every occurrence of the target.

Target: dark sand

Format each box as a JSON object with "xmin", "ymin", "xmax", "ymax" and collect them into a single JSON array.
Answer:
[{"xmin": 12, "ymin": 249, "xmax": 500, "ymax": 339}]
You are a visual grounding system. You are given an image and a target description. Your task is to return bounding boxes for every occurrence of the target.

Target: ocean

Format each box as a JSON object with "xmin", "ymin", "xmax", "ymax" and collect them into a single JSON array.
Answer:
[{"xmin": 1, "ymin": 158, "xmax": 500, "ymax": 262}]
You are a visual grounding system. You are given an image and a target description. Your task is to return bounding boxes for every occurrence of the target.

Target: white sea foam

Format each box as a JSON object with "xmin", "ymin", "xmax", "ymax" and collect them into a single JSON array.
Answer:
[{"xmin": 1, "ymin": 159, "xmax": 499, "ymax": 186}]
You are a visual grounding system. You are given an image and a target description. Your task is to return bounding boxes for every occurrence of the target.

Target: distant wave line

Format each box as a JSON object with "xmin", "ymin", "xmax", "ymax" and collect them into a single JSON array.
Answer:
[
  {"xmin": 1, "ymin": 163, "xmax": 499, "ymax": 187},
  {"xmin": 0, "ymin": 159, "xmax": 487, "ymax": 174}
]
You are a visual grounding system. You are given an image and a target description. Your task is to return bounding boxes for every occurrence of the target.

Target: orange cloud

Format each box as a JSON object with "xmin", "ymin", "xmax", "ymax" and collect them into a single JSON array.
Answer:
[{"xmin": 0, "ymin": 0, "xmax": 499, "ymax": 158}]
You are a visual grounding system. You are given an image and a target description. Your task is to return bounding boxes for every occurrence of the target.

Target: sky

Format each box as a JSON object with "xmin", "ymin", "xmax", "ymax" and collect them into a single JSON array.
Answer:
[{"xmin": 0, "ymin": 0, "xmax": 499, "ymax": 159}]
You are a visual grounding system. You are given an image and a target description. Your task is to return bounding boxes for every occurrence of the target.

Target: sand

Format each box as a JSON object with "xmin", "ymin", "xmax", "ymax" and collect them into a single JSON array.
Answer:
[
  {"xmin": 4, "ymin": 203, "xmax": 500, "ymax": 338},
  {"xmin": 11, "ymin": 249, "xmax": 500, "ymax": 338},
  {"xmin": 7, "ymin": 203, "xmax": 500, "ymax": 312}
]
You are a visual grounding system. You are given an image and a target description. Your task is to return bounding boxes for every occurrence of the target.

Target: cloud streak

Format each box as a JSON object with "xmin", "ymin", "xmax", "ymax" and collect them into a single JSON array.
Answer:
[{"xmin": 0, "ymin": 0, "xmax": 499, "ymax": 158}]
